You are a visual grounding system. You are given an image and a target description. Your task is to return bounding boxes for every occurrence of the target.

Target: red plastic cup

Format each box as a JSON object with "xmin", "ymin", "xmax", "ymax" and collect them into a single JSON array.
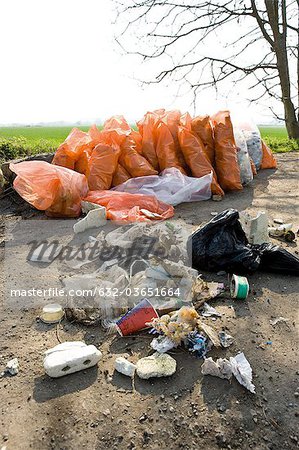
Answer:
[{"xmin": 116, "ymin": 298, "xmax": 158, "ymax": 336}]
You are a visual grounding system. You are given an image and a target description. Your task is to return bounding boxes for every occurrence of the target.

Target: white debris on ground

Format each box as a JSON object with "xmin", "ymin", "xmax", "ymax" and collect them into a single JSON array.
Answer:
[
  {"xmin": 43, "ymin": 341, "xmax": 102, "ymax": 378},
  {"xmin": 136, "ymin": 353, "xmax": 177, "ymax": 379},
  {"xmin": 5, "ymin": 358, "xmax": 19, "ymax": 376},
  {"xmin": 201, "ymin": 353, "xmax": 255, "ymax": 394},
  {"xmin": 114, "ymin": 357, "xmax": 136, "ymax": 377},
  {"xmin": 73, "ymin": 207, "xmax": 107, "ymax": 233}
]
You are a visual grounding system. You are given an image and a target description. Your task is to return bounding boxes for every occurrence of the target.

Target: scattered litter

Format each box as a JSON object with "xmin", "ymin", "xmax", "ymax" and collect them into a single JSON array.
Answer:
[
  {"xmin": 40, "ymin": 303, "xmax": 64, "ymax": 324},
  {"xmin": 269, "ymin": 223, "xmax": 293, "ymax": 238},
  {"xmin": 230, "ymin": 274, "xmax": 249, "ymax": 299},
  {"xmin": 201, "ymin": 303, "xmax": 222, "ymax": 318},
  {"xmin": 270, "ymin": 316, "xmax": 289, "ymax": 326},
  {"xmin": 5, "ymin": 358, "xmax": 19, "ymax": 376},
  {"xmin": 219, "ymin": 331, "xmax": 234, "ymax": 348},
  {"xmin": 43, "ymin": 341, "xmax": 102, "ymax": 378},
  {"xmin": 230, "ymin": 353, "xmax": 255, "ymax": 393},
  {"xmin": 192, "ymin": 277, "xmax": 225, "ymax": 308},
  {"xmin": 239, "ymin": 210, "xmax": 269, "ymax": 244},
  {"xmin": 201, "ymin": 357, "xmax": 232, "ymax": 380},
  {"xmin": 187, "ymin": 332, "xmax": 209, "ymax": 357},
  {"xmin": 116, "ymin": 299, "xmax": 158, "ymax": 336},
  {"xmin": 285, "ymin": 230, "xmax": 296, "ymax": 242},
  {"xmin": 73, "ymin": 207, "xmax": 107, "ymax": 233},
  {"xmin": 202, "ymin": 352, "xmax": 255, "ymax": 393},
  {"xmin": 136, "ymin": 352, "xmax": 176, "ymax": 379},
  {"xmin": 150, "ymin": 336, "xmax": 176, "ymax": 353},
  {"xmin": 199, "ymin": 322, "xmax": 221, "ymax": 347},
  {"xmin": 114, "ymin": 357, "xmax": 136, "ymax": 377}
]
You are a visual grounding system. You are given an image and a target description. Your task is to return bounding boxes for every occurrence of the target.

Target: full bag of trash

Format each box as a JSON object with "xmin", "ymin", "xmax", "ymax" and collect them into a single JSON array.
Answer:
[
  {"xmin": 233, "ymin": 127, "xmax": 253, "ymax": 185},
  {"xmin": 112, "ymin": 167, "xmax": 212, "ymax": 206},
  {"xmin": 189, "ymin": 209, "xmax": 260, "ymax": 274},
  {"xmin": 119, "ymin": 135, "xmax": 158, "ymax": 178},
  {"xmin": 189, "ymin": 209, "xmax": 299, "ymax": 275},
  {"xmin": 191, "ymin": 115, "xmax": 215, "ymax": 165},
  {"xmin": 137, "ymin": 111, "xmax": 161, "ymax": 171},
  {"xmin": 178, "ymin": 125, "xmax": 224, "ymax": 196},
  {"xmin": 11, "ymin": 161, "xmax": 88, "ymax": 218},
  {"xmin": 260, "ymin": 140, "xmax": 277, "ymax": 169},
  {"xmin": 52, "ymin": 128, "xmax": 93, "ymax": 170},
  {"xmin": 238, "ymin": 120, "xmax": 263, "ymax": 170},
  {"xmin": 211, "ymin": 111, "xmax": 243, "ymax": 191},
  {"xmin": 254, "ymin": 243, "xmax": 299, "ymax": 275},
  {"xmin": 154, "ymin": 120, "xmax": 186, "ymax": 174}
]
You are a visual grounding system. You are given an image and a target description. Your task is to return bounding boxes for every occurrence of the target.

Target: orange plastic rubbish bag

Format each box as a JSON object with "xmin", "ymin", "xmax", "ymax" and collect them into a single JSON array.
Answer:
[
  {"xmin": 10, "ymin": 161, "xmax": 88, "ymax": 218},
  {"xmin": 74, "ymin": 149, "xmax": 91, "ymax": 176},
  {"xmin": 178, "ymin": 126, "xmax": 224, "ymax": 196},
  {"xmin": 52, "ymin": 128, "xmax": 93, "ymax": 170},
  {"xmin": 87, "ymin": 144, "xmax": 121, "ymax": 191},
  {"xmin": 211, "ymin": 111, "xmax": 242, "ymax": 191},
  {"xmin": 260, "ymin": 140, "xmax": 277, "ymax": 169},
  {"xmin": 88, "ymin": 124, "xmax": 102, "ymax": 148},
  {"xmin": 154, "ymin": 121, "xmax": 186, "ymax": 174},
  {"xmin": 137, "ymin": 112, "xmax": 160, "ymax": 171},
  {"xmin": 191, "ymin": 115, "xmax": 215, "ymax": 165},
  {"xmin": 130, "ymin": 129, "xmax": 143, "ymax": 154},
  {"xmin": 119, "ymin": 135, "xmax": 158, "ymax": 178},
  {"xmin": 162, "ymin": 110, "xmax": 188, "ymax": 172},
  {"xmin": 84, "ymin": 190, "xmax": 174, "ymax": 222},
  {"xmin": 103, "ymin": 115, "xmax": 131, "ymax": 134},
  {"xmin": 112, "ymin": 164, "xmax": 131, "ymax": 187}
]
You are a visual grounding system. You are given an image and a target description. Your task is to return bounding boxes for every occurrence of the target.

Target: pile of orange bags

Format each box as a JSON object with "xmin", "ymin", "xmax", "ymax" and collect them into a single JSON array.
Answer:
[{"xmin": 11, "ymin": 109, "xmax": 277, "ymax": 220}]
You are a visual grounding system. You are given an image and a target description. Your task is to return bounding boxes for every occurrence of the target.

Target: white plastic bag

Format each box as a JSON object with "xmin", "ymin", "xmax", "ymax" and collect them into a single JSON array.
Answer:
[
  {"xmin": 233, "ymin": 128, "xmax": 253, "ymax": 185},
  {"xmin": 112, "ymin": 167, "xmax": 212, "ymax": 206},
  {"xmin": 231, "ymin": 112, "xmax": 263, "ymax": 170}
]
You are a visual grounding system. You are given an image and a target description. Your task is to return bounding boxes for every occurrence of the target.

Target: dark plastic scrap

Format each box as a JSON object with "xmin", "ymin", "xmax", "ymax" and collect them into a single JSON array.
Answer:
[{"xmin": 188, "ymin": 209, "xmax": 299, "ymax": 276}]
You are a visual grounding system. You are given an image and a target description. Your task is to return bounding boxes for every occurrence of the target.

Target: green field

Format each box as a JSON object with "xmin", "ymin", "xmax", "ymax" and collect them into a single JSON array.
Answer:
[{"xmin": 0, "ymin": 124, "xmax": 297, "ymax": 162}]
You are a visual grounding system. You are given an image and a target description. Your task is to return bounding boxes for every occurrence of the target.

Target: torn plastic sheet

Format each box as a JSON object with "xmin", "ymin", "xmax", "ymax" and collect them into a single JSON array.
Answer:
[
  {"xmin": 230, "ymin": 352, "xmax": 255, "ymax": 394},
  {"xmin": 219, "ymin": 331, "xmax": 234, "ymax": 348},
  {"xmin": 202, "ymin": 353, "xmax": 255, "ymax": 393},
  {"xmin": 112, "ymin": 167, "xmax": 212, "ymax": 206},
  {"xmin": 270, "ymin": 316, "xmax": 289, "ymax": 326},
  {"xmin": 201, "ymin": 303, "xmax": 222, "ymax": 318},
  {"xmin": 201, "ymin": 357, "xmax": 233, "ymax": 380},
  {"xmin": 150, "ymin": 336, "xmax": 176, "ymax": 353}
]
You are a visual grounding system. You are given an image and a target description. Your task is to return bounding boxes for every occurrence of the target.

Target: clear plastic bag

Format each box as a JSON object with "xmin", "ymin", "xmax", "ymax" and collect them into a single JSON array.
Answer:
[
  {"xmin": 112, "ymin": 167, "xmax": 212, "ymax": 206},
  {"xmin": 233, "ymin": 128, "xmax": 253, "ymax": 185}
]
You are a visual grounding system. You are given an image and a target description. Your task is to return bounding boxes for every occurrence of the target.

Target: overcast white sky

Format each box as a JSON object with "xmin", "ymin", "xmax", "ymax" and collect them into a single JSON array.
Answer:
[{"xmin": 0, "ymin": 0, "xmax": 279, "ymax": 125}]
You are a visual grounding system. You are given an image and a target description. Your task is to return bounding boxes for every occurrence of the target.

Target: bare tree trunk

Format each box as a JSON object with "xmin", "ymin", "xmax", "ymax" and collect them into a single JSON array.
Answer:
[{"xmin": 265, "ymin": 0, "xmax": 299, "ymax": 140}]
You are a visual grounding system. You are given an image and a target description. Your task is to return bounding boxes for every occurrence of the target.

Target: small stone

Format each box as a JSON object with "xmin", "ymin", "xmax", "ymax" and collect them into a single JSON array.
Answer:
[
  {"xmin": 139, "ymin": 414, "xmax": 148, "ymax": 423},
  {"xmin": 5, "ymin": 358, "xmax": 19, "ymax": 376},
  {"xmin": 103, "ymin": 409, "xmax": 111, "ymax": 417}
]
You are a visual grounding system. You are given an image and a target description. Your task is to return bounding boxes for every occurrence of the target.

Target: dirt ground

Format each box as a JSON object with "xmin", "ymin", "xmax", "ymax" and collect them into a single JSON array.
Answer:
[{"xmin": 0, "ymin": 152, "xmax": 298, "ymax": 450}]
